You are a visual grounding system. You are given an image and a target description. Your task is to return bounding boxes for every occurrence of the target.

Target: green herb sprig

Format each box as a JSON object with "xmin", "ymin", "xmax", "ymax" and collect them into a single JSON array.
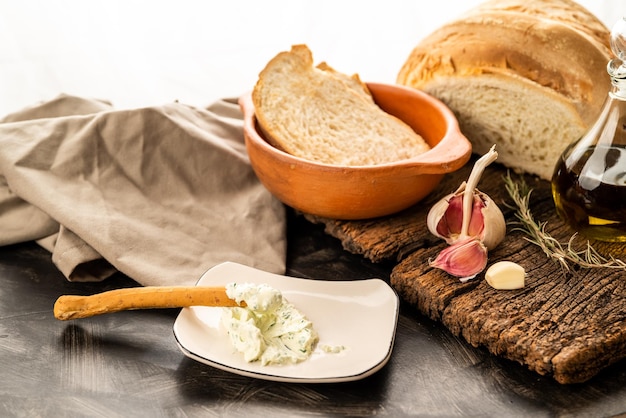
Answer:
[{"xmin": 503, "ymin": 173, "xmax": 626, "ymax": 273}]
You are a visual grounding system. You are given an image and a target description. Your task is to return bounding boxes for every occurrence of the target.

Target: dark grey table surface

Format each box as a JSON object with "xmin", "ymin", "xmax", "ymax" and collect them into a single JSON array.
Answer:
[{"xmin": 2, "ymin": 211, "xmax": 626, "ymax": 417}]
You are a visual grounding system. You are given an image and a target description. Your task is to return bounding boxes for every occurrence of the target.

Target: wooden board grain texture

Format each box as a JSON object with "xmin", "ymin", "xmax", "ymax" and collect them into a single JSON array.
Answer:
[{"xmin": 305, "ymin": 161, "xmax": 626, "ymax": 384}]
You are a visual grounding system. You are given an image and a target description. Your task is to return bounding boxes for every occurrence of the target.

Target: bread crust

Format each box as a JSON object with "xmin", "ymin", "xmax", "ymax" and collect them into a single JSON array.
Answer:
[
  {"xmin": 397, "ymin": 11, "xmax": 610, "ymax": 124},
  {"xmin": 466, "ymin": 0, "xmax": 611, "ymax": 52}
]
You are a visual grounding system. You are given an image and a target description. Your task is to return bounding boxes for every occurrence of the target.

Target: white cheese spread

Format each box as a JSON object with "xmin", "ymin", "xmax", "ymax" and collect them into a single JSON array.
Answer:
[{"xmin": 222, "ymin": 282, "xmax": 318, "ymax": 366}]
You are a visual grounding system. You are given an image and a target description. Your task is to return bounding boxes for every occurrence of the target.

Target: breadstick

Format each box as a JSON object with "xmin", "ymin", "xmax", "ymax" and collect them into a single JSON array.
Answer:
[{"xmin": 54, "ymin": 286, "xmax": 245, "ymax": 320}]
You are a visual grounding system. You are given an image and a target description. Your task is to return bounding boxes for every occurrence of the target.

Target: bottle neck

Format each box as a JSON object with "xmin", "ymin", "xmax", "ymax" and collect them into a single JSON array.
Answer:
[{"xmin": 609, "ymin": 58, "xmax": 626, "ymax": 100}]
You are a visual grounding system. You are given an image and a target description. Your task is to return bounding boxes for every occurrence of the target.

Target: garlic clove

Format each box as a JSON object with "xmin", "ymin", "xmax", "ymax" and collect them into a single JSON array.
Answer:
[
  {"xmin": 475, "ymin": 190, "xmax": 506, "ymax": 250},
  {"xmin": 466, "ymin": 192, "xmax": 485, "ymax": 238},
  {"xmin": 427, "ymin": 192, "xmax": 463, "ymax": 245},
  {"xmin": 485, "ymin": 261, "xmax": 525, "ymax": 290},
  {"xmin": 429, "ymin": 237, "xmax": 488, "ymax": 281}
]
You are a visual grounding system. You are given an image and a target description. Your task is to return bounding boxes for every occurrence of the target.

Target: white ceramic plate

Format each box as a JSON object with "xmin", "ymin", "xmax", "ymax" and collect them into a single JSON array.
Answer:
[{"xmin": 173, "ymin": 261, "xmax": 399, "ymax": 383}]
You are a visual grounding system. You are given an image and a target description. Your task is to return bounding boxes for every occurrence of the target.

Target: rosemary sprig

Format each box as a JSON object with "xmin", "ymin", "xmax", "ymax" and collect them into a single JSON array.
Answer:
[{"xmin": 503, "ymin": 173, "xmax": 626, "ymax": 273}]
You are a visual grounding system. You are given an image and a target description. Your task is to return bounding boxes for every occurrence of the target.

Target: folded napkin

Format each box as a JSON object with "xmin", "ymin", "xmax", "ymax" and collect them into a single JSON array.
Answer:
[{"xmin": 0, "ymin": 94, "xmax": 287, "ymax": 286}]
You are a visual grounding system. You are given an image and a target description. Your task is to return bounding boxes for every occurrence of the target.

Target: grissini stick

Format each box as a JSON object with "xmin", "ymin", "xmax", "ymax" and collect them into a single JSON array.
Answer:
[{"xmin": 54, "ymin": 286, "xmax": 246, "ymax": 320}]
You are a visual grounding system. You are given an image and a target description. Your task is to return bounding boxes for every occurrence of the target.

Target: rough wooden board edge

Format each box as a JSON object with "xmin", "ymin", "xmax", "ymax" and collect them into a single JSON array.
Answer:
[{"xmin": 390, "ymin": 234, "xmax": 626, "ymax": 384}]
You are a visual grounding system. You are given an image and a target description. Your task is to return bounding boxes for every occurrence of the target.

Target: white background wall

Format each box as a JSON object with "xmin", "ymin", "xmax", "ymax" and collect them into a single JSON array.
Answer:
[{"xmin": 0, "ymin": 0, "xmax": 624, "ymax": 116}]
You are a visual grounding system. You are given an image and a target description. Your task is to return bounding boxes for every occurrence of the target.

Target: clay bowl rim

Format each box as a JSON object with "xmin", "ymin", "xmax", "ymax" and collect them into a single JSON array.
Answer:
[{"xmin": 239, "ymin": 81, "xmax": 472, "ymax": 175}]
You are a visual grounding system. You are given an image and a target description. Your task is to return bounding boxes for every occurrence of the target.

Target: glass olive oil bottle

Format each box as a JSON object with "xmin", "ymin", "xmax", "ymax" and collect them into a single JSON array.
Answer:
[{"xmin": 552, "ymin": 17, "xmax": 626, "ymax": 242}]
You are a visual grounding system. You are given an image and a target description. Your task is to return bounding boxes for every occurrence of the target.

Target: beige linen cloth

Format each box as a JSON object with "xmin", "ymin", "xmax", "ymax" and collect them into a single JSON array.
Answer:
[{"xmin": 0, "ymin": 94, "xmax": 287, "ymax": 286}]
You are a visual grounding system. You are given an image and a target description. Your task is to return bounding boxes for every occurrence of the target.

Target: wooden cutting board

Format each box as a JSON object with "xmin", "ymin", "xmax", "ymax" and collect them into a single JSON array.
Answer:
[{"xmin": 305, "ymin": 160, "xmax": 626, "ymax": 384}]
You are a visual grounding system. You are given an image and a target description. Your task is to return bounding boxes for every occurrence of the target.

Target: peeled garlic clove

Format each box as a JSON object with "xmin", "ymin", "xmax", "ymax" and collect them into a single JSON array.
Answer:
[
  {"xmin": 485, "ymin": 261, "xmax": 525, "ymax": 290},
  {"xmin": 429, "ymin": 237, "xmax": 488, "ymax": 281}
]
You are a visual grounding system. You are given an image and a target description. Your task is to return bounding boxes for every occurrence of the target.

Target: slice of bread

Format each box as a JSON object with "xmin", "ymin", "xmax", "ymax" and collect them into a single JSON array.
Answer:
[
  {"xmin": 252, "ymin": 44, "xmax": 431, "ymax": 166},
  {"xmin": 397, "ymin": 0, "xmax": 612, "ymax": 180}
]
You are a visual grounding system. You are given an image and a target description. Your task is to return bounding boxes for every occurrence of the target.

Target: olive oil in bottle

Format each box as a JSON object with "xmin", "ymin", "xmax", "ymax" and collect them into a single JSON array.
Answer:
[
  {"xmin": 552, "ymin": 16, "xmax": 626, "ymax": 242},
  {"xmin": 553, "ymin": 144, "xmax": 626, "ymax": 241}
]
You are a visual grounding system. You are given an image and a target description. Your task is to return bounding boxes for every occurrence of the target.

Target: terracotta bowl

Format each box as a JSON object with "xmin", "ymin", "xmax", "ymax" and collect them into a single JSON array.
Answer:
[{"xmin": 239, "ymin": 82, "xmax": 472, "ymax": 220}]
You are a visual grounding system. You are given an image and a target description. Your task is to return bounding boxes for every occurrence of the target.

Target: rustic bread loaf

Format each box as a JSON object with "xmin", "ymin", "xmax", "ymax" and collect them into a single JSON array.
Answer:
[
  {"xmin": 397, "ymin": 0, "xmax": 612, "ymax": 180},
  {"xmin": 252, "ymin": 44, "xmax": 431, "ymax": 166}
]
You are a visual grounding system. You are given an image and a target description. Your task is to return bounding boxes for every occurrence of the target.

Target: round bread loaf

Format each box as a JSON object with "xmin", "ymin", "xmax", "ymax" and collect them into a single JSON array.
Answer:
[{"xmin": 397, "ymin": 0, "xmax": 612, "ymax": 180}]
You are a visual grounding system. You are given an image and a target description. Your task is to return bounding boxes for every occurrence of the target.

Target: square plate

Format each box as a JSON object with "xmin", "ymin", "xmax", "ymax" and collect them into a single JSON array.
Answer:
[{"xmin": 173, "ymin": 262, "xmax": 399, "ymax": 383}]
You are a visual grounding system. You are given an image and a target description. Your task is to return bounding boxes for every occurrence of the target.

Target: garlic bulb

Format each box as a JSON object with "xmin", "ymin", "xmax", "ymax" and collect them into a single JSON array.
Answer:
[
  {"xmin": 427, "ymin": 182, "xmax": 506, "ymax": 250},
  {"xmin": 427, "ymin": 145, "xmax": 505, "ymax": 280}
]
